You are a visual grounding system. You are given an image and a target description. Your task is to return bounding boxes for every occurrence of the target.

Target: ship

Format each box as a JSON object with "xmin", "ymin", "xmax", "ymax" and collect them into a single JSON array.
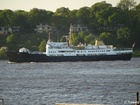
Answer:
[{"xmin": 7, "ymin": 25, "xmax": 133, "ymax": 63}]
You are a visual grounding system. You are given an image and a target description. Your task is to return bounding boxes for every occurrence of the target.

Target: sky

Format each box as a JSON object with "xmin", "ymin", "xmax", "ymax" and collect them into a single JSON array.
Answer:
[{"xmin": 0, "ymin": 0, "xmax": 140, "ymax": 12}]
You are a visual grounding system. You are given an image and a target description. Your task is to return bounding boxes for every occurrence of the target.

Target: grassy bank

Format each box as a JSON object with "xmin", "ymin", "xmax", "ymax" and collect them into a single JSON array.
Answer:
[{"xmin": 133, "ymin": 50, "xmax": 140, "ymax": 57}]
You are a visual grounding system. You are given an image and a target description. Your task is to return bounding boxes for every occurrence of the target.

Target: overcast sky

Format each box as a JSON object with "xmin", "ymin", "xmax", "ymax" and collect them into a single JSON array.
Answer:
[{"xmin": 0, "ymin": 0, "xmax": 140, "ymax": 12}]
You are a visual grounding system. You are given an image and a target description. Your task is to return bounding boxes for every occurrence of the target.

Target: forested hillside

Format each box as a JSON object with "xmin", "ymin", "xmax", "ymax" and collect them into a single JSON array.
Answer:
[{"xmin": 0, "ymin": 0, "xmax": 140, "ymax": 59}]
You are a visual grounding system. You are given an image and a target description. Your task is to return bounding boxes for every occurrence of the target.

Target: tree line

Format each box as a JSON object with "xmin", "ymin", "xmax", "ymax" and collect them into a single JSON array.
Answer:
[{"xmin": 0, "ymin": 0, "xmax": 140, "ymax": 59}]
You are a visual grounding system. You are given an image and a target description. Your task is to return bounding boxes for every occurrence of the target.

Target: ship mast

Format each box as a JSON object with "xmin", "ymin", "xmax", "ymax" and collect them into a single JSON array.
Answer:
[
  {"xmin": 69, "ymin": 24, "xmax": 73, "ymax": 45},
  {"xmin": 48, "ymin": 31, "xmax": 51, "ymax": 41}
]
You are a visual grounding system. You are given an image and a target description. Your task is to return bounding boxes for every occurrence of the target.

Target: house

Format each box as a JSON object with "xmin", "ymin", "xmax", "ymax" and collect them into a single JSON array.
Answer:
[
  {"xmin": 35, "ymin": 24, "xmax": 57, "ymax": 33},
  {"xmin": 0, "ymin": 26, "xmax": 20, "ymax": 35},
  {"xmin": 72, "ymin": 24, "xmax": 88, "ymax": 32}
]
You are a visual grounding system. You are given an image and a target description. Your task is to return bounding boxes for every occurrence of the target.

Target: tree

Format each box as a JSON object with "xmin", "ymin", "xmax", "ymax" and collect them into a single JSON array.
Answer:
[
  {"xmin": 76, "ymin": 7, "xmax": 90, "ymax": 25},
  {"xmin": 6, "ymin": 34, "xmax": 16, "ymax": 44},
  {"xmin": 0, "ymin": 46, "xmax": 8, "ymax": 59},
  {"xmin": 69, "ymin": 10, "xmax": 78, "ymax": 23},
  {"xmin": 51, "ymin": 14, "xmax": 69, "ymax": 33},
  {"xmin": 107, "ymin": 7, "xmax": 129, "ymax": 27},
  {"xmin": 116, "ymin": 27, "xmax": 131, "ymax": 46},
  {"xmin": 12, "ymin": 10, "xmax": 28, "ymax": 32},
  {"xmin": 0, "ymin": 11, "xmax": 5, "ymax": 27},
  {"xmin": 71, "ymin": 33, "xmax": 79, "ymax": 45},
  {"xmin": 25, "ymin": 40, "xmax": 32, "ymax": 49},
  {"xmin": 60, "ymin": 36, "xmax": 66, "ymax": 42},
  {"xmin": 0, "ymin": 9, "xmax": 14, "ymax": 27},
  {"xmin": 84, "ymin": 34, "xmax": 93, "ymax": 44},
  {"xmin": 99, "ymin": 32, "xmax": 116, "ymax": 45},
  {"xmin": 130, "ymin": 4, "xmax": 140, "ymax": 48},
  {"xmin": 72, "ymin": 37, "xmax": 79, "ymax": 46},
  {"xmin": 38, "ymin": 40, "xmax": 46, "ymax": 51},
  {"xmin": 55, "ymin": 7, "xmax": 70, "ymax": 18},
  {"xmin": 89, "ymin": 1, "xmax": 112, "ymax": 32},
  {"xmin": 28, "ymin": 8, "xmax": 53, "ymax": 29},
  {"xmin": 117, "ymin": 0, "xmax": 136, "ymax": 11},
  {"xmin": 78, "ymin": 31, "xmax": 86, "ymax": 43}
]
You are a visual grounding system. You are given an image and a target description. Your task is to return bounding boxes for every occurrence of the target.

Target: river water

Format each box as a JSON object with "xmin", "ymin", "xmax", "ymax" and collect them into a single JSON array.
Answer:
[{"xmin": 0, "ymin": 58, "xmax": 140, "ymax": 105}]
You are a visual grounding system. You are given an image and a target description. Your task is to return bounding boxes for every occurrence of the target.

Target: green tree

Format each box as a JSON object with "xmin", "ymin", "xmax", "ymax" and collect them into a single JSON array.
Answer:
[
  {"xmin": 72, "ymin": 37, "xmax": 79, "ymax": 46},
  {"xmin": 76, "ymin": 7, "xmax": 90, "ymax": 25},
  {"xmin": 117, "ymin": 0, "xmax": 136, "ymax": 11},
  {"xmin": 60, "ymin": 36, "xmax": 66, "ymax": 42},
  {"xmin": 12, "ymin": 10, "xmax": 28, "ymax": 32},
  {"xmin": 116, "ymin": 27, "xmax": 131, "ymax": 46},
  {"xmin": 38, "ymin": 40, "xmax": 46, "ymax": 51},
  {"xmin": 28, "ymin": 8, "xmax": 53, "ymax": 29},
  {"xmin": 71, "ymin": 33, "xmax": 79, "ymax": 45},
  {"xmin": 0, "ymin": 9, "xmax": 14, "ymax": 27},
  {"xmin": 107, "ymin": 7, "xmax": 129, "ymax": 27},
  {"xmin": 25, "ymin": 40, "xmax": 32, "ymax": 49},
  {"xmin": 55, "ymin": 7, "xmax": 70, "ymax": 18},
  {"xmin": 51, "ymin": 14, "xmax": 69, "ymax": 33},
  {"xmin": 89, "ymin": 1, "xmax": 112, "ymax": 32},
  {"xmin": 99, "ymin": 32, "xmax": 116, "ymax": 45},
  {"xmin": 6, "ymin": 34, "xmax": 16, "ymax": 43},
  {"xmin": 0, "ymin": 11, "xmax": 5, "ymax": 27},
  {"xmin": 78, "ymin": 31, "xmax": 86, "ymax": 43},
  {"xmin": 131, "ymin": 4, "xmax": 140, "ymax": 48},
  {"xmin": 69, "ymin": 10, "xmax": 78, "ymax": 23},
  {"xmin": 84, "ymin": 34, "xmax": 93, "ymax": 44},
  {"xmin": 0, "ymin": 46, "xmax": 8, "ymax": 59}
]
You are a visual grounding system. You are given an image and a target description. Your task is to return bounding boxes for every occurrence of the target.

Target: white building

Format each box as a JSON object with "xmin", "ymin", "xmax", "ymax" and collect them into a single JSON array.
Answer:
[
  {"xmin": 0, "ymin": 26, "xmax": 20, "ymax": 35},
  {"xmin": 72, "ymin": 24, "xmax": 88, "ymax": 32},
  {"xmin": 35, "ymin": 24, "xmax": 57, "ymax": 33}
]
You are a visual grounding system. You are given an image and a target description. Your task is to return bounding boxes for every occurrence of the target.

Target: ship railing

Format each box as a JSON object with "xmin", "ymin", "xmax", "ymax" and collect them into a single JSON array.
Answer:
[
  {"xmin": 107, "ymin": 45, "xmax": 113, "ymax": 48},
  {"xmin": 113, "ymin": 48, "xmax": 132, "ymax": 51},
  {"xmin": 48, "ymin": 46, "xmax": 73, "ymax": 49}
]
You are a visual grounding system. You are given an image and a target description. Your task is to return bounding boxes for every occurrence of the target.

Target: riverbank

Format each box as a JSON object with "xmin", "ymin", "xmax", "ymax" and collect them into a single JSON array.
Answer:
[{"xmin": 132, "ymin": 50, "xmax": 140, "ymax": 57}]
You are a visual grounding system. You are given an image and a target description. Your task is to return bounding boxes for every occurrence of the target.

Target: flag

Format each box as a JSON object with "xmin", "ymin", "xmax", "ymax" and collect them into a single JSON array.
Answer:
[{"xmin": 132, "ymin": 43, "xmax": 135, "ymax": 49}]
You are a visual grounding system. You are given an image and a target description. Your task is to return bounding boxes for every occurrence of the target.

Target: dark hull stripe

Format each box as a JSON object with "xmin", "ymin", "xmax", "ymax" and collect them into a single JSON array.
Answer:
[{"xmin": 7, "ymin": 52, "xmax": 132, "ymax": 63}]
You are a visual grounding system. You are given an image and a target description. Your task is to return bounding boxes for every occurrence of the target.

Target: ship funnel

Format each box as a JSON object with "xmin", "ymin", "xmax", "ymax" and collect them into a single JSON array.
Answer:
[{"xmin": 95, "ymin": 40, "xmax": 105, "ymax": 46}]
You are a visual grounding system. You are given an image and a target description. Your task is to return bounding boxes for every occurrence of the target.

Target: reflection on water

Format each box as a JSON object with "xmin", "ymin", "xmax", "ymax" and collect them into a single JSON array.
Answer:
[{"xmin": 0, "ymin": 58, "xmax": 140, "ymax": 105}]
